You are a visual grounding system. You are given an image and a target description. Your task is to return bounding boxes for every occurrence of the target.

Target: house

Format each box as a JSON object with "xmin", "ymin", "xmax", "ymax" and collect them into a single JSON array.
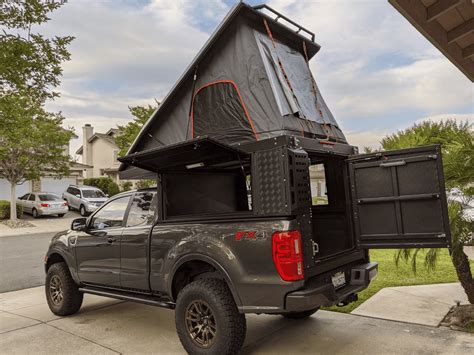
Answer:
[
  {"xmin": 75, "ymin": 124, "xmax": 122, "ymax": 183},
  {"xmin": 0, "ymin": 131, "xmax": 91, "ymax": 201}
]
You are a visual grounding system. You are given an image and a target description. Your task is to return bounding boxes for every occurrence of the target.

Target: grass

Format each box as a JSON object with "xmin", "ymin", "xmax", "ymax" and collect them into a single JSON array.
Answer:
[{"xmin": 324, "ymin": 249, "xmax": 474, "ymax": 314}]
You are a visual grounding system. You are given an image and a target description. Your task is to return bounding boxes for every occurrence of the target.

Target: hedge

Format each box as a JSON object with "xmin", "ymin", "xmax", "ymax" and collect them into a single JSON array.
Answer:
[
  {"xmin": 0, "ymin": 200, "xmax": 24, "ymax": 219},
  {"xmin": 83, "ymin": 177, "xmax": 120, "ymax": 197}
]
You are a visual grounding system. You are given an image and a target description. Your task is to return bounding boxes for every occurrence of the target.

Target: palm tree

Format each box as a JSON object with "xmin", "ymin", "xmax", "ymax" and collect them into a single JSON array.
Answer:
[{"xmin": 380, "ymin": 120, "xmax": 474, "ymax": 303}]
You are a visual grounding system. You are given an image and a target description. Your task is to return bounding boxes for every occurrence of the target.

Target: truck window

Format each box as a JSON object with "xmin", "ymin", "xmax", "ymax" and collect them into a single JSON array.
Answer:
[
  {"xmin": 91, "ymin": 196, "xmax": 130, "ymax": 229},
  {"xmin": 309, "ymin": 163, "xmax": 328, "ymax": 205},
  {"xmin": 126, "ymin": 191, "xmax": 157, "ymax": 227}
]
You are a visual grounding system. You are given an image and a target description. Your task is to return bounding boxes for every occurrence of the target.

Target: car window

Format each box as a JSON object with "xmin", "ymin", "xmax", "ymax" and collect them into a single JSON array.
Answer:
[
  {"xmin": 19, "ymin": 194, "xmax": 29, "ymax": 200},
  {"xmin": 126, "ymin": 191, "xmax": 157, "ymax": 227},
  {"xmin": 90, "ymin": 196, "xmax": 130, "ymax": 230},
  {"xmin": 38, "ymin": 194, "xmax": 61, "ymax": 201},
  {"xmin": 82, "ymin": 189, "xmax": 106, "ymax": 198},
  {"xmin": 67, "ymin": 187, "xmax": 74, "ymax": 194},
  {"xmin": 28, "ymin": 194, "xmax": 35, "ymax": 201}
]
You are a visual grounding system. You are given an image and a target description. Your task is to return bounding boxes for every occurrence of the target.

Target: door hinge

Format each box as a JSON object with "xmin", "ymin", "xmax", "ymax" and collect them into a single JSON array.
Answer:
[{"xmin": 311, "ymin": 240, "xmax": 319, "ymax": 256}]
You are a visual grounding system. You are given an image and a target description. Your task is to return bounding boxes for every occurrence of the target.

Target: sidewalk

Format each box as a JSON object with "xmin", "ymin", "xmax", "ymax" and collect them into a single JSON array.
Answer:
[
  {"xmin": 352, "ymin": 283, "xmax": 469, "ymax": 326},
  {"xmin": 0, "ymin": 212, "xmax": 79, "ymax": 237},
  {"xmin": 1, "ymin": 286, "xmax": 473, "ymax": 354}
]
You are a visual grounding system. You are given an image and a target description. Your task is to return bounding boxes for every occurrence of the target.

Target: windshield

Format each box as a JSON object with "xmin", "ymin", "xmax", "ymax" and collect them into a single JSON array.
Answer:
[
  {"xmin": 82, "ymin": 189, "xmax": 106, "ymax": 198},
  {"xmin": 38, "ymin": 194, "xmax": 61, "ymax": 201}
]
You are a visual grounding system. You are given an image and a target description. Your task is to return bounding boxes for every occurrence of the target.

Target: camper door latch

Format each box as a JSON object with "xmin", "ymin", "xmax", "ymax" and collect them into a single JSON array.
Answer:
[{"xmin": 311, "ymin": 240, "xmax": 319, "ymax": 256}]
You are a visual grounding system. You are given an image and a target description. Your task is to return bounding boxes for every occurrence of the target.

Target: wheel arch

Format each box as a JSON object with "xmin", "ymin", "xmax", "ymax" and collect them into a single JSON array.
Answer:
[{"xmin": 169, "ymin": 254, "xmax": 243, "ymax": 308}]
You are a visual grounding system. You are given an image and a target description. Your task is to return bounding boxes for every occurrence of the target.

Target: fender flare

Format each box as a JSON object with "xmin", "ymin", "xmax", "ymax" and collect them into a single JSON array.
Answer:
[
  {"xmin": 168, "ymin": 253, "xmax": 243, "ymax": 307},
  {"xmin": 46, "ymin": 248, "xmax": 80, "ymax": 284}
]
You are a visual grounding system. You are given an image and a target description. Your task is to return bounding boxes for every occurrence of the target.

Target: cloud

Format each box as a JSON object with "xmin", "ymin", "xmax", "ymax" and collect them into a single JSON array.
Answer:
[{"xmin": 34, "ymin": 0, "xmax": 472, "ymax": 158}]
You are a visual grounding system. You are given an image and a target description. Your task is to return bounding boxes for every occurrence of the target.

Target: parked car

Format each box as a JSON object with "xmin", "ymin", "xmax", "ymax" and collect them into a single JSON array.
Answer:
[
  {"xmin": 62, "ymin": 185, "xmax": 108, "ymax": 217},
  {"xmin": 17, "ymin": 192, "xmax": 68, "ymax": 218}
]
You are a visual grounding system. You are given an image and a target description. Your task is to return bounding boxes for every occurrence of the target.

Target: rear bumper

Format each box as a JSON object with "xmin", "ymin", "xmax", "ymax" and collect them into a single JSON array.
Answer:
[
  {"xmin": 285, "ymin": 262, "xmax": 378, "ymax": 312},
  {"xmin": 38, "ymin": 207, "xmax": 68, "ymax": 216}
]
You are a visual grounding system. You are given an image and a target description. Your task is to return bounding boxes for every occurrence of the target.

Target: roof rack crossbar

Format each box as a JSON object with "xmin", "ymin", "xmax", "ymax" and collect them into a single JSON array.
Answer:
[{"xmin": 253, "ymin": 4, "xmax": 315, "ymax": 42}]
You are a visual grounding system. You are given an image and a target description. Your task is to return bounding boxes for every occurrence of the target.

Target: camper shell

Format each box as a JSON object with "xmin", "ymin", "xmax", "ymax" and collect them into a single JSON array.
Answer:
[{"xmin": 44, "ymin": 3, "xmax": 452, "ymax": 354}]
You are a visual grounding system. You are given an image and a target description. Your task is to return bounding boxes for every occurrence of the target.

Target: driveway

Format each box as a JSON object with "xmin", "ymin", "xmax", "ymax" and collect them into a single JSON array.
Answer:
[
  {"xmin": 0, "ymin": 210, "xmax": 81, "ymax": 238},
  {"xmin": 1, "ymin": 286, "xmax": 473, "ymax": 354}
]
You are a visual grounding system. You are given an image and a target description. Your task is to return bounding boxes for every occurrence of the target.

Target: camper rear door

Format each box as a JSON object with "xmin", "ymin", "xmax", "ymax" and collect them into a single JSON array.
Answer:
[{"xmin": 346, "ymin": 145, "xmax": 451, "ymax": 249}]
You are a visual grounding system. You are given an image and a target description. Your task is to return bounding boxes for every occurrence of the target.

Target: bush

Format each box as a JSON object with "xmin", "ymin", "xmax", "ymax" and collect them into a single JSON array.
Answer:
[
  {"xmin": 0, "ymin": 200, "xmax": 24, "ymax": 219},
  {"xmin": 136, "ymin": 179, "xmax": 156, "ymax": 189},
  {"xmin": 121, "ymin": 181, "xmax": 133, "ymax": 192},
  {"xmin": 83, "ymin": 177, "xmax": 120, "ymax": 197}
]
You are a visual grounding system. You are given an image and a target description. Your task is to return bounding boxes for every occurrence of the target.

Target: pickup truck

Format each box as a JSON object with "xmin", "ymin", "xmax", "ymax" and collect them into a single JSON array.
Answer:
[{"xmin": 44, "ymin": 137, "xmax": 451, "ymax": 355}]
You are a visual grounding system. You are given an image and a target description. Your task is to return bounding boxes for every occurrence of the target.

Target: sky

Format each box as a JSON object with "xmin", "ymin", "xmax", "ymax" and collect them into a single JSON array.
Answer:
[{"xmin": 41, "ymin": 0, "xmax": 474, "ymax": 157}]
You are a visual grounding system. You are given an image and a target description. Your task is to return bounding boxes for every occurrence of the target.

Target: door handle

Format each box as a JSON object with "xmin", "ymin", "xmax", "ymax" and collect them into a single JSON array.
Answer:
[
  {"xmin": 379, "ymin": 160, "xmax": 406, "ymax": 168},
  {"xmin": 107, "ymin": 237, "xmax": 116, "ymax": 243}
]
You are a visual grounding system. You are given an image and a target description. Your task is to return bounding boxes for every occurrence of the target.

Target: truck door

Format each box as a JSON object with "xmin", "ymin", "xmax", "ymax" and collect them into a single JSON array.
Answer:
[{"xmin": 346, "ymin": 145, "xmax": 451, "ymax": 249}]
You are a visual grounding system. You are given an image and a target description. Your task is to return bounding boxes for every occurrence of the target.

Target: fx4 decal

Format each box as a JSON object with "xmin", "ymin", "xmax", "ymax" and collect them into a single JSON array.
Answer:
[{"xmin": 235, "ymin": 231, "xmax": 266, "ymax": 241}]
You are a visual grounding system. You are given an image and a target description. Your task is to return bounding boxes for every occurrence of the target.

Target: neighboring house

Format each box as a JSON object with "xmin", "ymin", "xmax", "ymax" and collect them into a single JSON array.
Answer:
[
  {"xmin": 0, "ymin": 131, "xmax": 91, "ymax": 201},
  {"xmin": 76, "ymin": 124, "xmax": 122, "ymax": 183}
]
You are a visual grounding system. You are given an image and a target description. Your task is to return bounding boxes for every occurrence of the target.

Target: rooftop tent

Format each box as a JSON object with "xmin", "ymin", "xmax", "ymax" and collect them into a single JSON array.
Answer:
[{"xmin": 120, "ymin": 2, "xmax": 346, "ymax": 176}]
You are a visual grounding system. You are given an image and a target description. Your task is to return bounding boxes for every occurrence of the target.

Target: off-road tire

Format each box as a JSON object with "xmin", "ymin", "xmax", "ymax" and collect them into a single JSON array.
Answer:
[
  {"xmin": 281, "ymin": 307, "xmax": 319, "ymax": 319},
  {"xmin": 175, "ymin": 278, "xmax": 246, "ymax": 355},
  {"xmin": 45, "ymin": 262, "xmax": 83, "ymax": 316},
  {"xmin": 32, "ymin": 208, "xmax": 39, "ymax": 218},
  {"xmin": 79, "ymin": 204, "xmax": 86, "ymax": 216}
]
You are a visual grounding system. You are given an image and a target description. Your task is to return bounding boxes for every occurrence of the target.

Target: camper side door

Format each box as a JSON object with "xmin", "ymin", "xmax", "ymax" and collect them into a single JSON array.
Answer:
[{"xmin": 346, "ymin": 145, "xmax": 451, "ymax": 249}]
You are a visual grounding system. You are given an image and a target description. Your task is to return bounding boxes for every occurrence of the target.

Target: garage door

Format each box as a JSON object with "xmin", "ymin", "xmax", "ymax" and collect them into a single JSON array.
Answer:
[
  {"xmin": 0, "ymin": 179, "xmax": 32, "ymax": 201},
  {"xmin": 40, "ymin": 177, "xmax": 77, "ymax": 196}
]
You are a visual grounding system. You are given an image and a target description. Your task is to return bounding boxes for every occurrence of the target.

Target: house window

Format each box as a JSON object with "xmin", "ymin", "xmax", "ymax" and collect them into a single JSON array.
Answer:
[{"xmin": 113, "ymin": 150, "xmax": 119, "ymax": 162}]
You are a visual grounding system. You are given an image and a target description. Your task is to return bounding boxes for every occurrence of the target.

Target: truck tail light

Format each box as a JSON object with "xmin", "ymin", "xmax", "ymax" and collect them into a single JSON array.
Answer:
[
  {"xmin": 41, "ymin": 203, "xmax": 49, "ymax": 207},
  {"xmin": 272, "ymin": 230, "xmax": 304, "ymax": 281}
]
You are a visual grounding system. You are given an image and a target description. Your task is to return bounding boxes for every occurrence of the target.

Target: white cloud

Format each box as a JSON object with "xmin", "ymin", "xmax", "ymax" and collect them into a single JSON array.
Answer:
[{"xmin": 35, "ymin": 0, "xmax": 472, "ymax": 159}]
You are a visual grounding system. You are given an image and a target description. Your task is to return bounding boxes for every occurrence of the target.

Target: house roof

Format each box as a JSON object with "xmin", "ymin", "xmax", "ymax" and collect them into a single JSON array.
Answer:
[
  {"xmin": 76, "ymin": 131, "xmax": 119, "ymax": 155},
  {"xmin": 389, "ymin": 0, "xmax": 474, "ymax": 82}
]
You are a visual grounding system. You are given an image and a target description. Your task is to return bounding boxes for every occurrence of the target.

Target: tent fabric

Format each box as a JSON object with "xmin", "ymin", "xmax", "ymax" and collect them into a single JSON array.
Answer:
[
  {"xmin": 192, "ymin": 80, "xmax": 258, "ymax": 144},
  {"xmin": 120, "ymin": 3, "xmax": 347, "ymax": 176}
]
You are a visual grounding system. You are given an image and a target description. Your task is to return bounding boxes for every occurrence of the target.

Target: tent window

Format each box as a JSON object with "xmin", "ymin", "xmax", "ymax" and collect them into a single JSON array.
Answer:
[
  {"xmin": 192, "ymin": 80, "xmax": 258, "ymax": 143},
  {"xmin": 254, "ymin": 31, "xmax": 338, "ymax": 126}
]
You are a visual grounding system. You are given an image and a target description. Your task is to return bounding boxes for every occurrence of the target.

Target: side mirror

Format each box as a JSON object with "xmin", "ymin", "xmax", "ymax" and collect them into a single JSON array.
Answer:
[
  {"xmin": 106, "ymin": 194, "xmax": 109, "ymax": 197},
  {"xmin": 75, "ymin": 194, "xmax": 81, "ymax": 198},
  {"xmin": 71, "ymin": 217, "xmax": 87, "ymax": 231}
]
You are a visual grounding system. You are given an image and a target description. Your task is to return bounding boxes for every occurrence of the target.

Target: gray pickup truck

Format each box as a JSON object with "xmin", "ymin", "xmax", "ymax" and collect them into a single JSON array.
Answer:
[{"xmin": 44, "ymin": 3, "xmax": 452, "ymax": 354}]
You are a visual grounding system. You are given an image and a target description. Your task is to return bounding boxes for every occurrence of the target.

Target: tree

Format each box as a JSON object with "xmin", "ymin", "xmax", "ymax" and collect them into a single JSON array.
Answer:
[
  {"xmin": 115, "ymin": 103, "xmax": 159, "ymax": 157},
  {"xmin": 0, "ymin": 0, "xmax": 74, "ymax": 220},
  {"xmin": 381, "ymin": 120, "xmax": 474, "ymax": 303}
]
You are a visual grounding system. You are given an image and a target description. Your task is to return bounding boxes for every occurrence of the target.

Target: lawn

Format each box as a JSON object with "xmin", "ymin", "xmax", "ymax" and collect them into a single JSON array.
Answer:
[{"xmin": 324, "ymin": 249, "xmax": 474, "ymax": 314}]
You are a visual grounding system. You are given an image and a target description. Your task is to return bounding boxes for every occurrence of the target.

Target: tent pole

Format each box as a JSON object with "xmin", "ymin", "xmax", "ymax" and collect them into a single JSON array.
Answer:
[{"xmin": 186, "ymin": 66, "xmax": 199, "ymax": 140}]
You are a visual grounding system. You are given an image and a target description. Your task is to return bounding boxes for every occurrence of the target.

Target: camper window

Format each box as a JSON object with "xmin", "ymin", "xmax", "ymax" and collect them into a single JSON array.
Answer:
[
  {"xmin": 163, "ymin": 168, "xmax": 252, "ymax": 219},
  {"xmin": 309, "ymin": 163, "xmax": 328, "ymax": 205}
]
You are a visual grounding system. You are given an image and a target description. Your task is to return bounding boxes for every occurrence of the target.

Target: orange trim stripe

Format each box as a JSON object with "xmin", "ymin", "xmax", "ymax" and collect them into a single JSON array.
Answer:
[{"xmin": 190, "ymin": 80, "xmax": 259, "ymax": 140}]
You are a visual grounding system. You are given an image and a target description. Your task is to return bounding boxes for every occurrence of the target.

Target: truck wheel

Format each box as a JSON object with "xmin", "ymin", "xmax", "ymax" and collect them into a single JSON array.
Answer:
[
  {"xmin": 45, "ymin": 262, "xmax": 83, "ymax": 316},
  {"xmin": 175, "ymin": 279, "xmax": 246, "ymax": 355},
  {"xmin": 281, "ymin": 308, "xmax": 319, "ymax": 319}
]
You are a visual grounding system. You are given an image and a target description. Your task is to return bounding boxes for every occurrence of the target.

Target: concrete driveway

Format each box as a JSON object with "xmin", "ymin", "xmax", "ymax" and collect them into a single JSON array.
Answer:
[
  {"xmin": 0, "ymin": 210, "xmax": 81, "ymax": 238},
  {"xmin": 1, "ymin": 286, "xmax": 473, "ymax": 354}
]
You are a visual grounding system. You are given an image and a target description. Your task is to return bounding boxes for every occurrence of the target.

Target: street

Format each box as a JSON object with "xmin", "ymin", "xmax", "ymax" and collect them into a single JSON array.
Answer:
[{"xmin": 0, "ymin": 232, "xmax": 53, "ymax": 293}]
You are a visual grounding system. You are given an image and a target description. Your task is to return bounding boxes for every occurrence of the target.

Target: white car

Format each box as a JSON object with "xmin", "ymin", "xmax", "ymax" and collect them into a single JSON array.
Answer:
[
  {"xmin": 17, "ymin": 192, "xmax": 68, "ymax": 218},
  {"xmin": 62, "ymin": 185, "xmax": 108, "ymax": 216}
]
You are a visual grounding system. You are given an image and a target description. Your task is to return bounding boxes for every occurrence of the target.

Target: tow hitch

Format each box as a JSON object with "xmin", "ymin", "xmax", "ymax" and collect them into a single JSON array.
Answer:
[{"xmin": 337, "ymin": 293, "xmax": 358, "ymax": 307}]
